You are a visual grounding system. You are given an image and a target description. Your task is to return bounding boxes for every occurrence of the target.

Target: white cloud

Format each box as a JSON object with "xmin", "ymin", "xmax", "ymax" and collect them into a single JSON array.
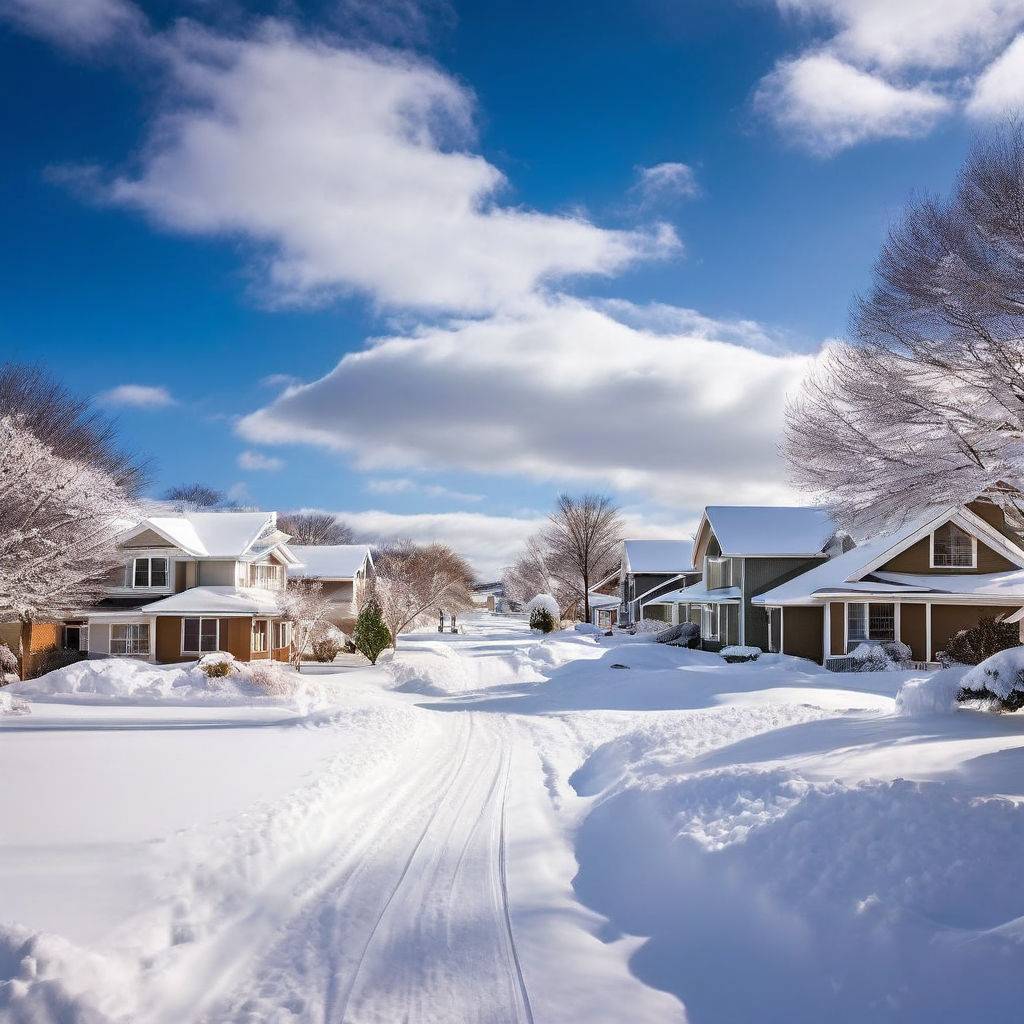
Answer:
[
  {"xmin": 96, "ymin": 21, "xmax": 677, "ymax": 313},
  {"xmin": 238, "ymin": 295, "xmax": 814, "ymax": 509},
  {"xmin": 776, "ymin": 0, "xmax": 1024, "ymax": 72},
  {"xmin": 633, "ymin": 162, "xmax": 700, "ymax": 202},
  {"xmin": 967, "ymin": 34, "xmax": 1024, "ymax": 117},
  {"xmin": 238, "ymin": 449, "xmax": 284, "ymax": 471},
  {"xmin": 365, "ymin": 478, "xmax": 484, "ymax": 502},
  {"xmin": 754, "ymin": 53, "xmax": 950, "ymax": 156},
  {"xmin": 97, "ymin": 384, "xmax": 175, "ymax": 408},
  {"xmin": 0, "ymin": 0, "xmax": 146, "ymax": 50}
]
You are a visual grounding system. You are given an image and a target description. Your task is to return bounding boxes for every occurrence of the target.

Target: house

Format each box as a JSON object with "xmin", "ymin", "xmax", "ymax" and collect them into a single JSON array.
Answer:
[
  {"xmin": 596, "ymin": 539, "xmax": 700, "ymax": 627},
  {"xmin": 752, "ymin": 499, "xmax": 1024, "ymax": 668},
  {"xmin": 471, "ymin": 581, "xmax": 506, "ymax": 612},
  {"xmin": 57, "ymin": 510, "xmax": 301, "ymax": 666},
  {"xmin": 647, "ymin": 505, "xmax": 848, "ymax": 650},
  {"xmin": 588, "ymin": 591, "xmax": 620, "ymax": 629},
  {"xmin": 288, "ymin": 544, "xmax": 374, "ymax": 633}
]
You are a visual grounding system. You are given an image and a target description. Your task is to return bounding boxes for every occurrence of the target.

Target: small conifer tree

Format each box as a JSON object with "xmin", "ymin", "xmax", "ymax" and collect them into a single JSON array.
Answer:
[{"xmin": 353, "ymin": 600, "xmax": 391, "ymax": 665}]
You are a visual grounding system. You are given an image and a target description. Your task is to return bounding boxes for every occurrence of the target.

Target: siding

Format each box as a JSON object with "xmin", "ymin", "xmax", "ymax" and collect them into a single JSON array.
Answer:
[
  {"xmin": 829, "ymin": 603, "xmax": 844, "ymax": 658},
  {"xmin": 900, "ymin": 603, "xmax": 927, "ymax": 661},
  {"xmin": 197, "ymin": 560, "xmax": 237, "ymax": 586},
  {"xmin": 781, "ymin": 606, "xmax": 823, "ymax": 663},
  {"xmin": 931, "ymin": 605, "xmax": 1021, "ymax": 658},
  {"xmin": 879, "ymin": 536, "xmax": 1014, "ymax": 574},
  {"xmin": 123, "ymin": 529, "xmax": 176, "ymax": 548},
  {"xmin": 743, "ymin": 556, "xmax": 827, "ymax": 650}
]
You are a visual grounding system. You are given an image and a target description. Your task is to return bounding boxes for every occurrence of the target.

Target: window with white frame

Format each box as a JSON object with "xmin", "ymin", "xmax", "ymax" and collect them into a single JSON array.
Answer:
[
  {"xmin": 252, "ymin": 619, "xmax": 268, "ymax": 653},
  {"xmin": 847, "ymin": 602, "xmax": 895, "ymax": 648},
  {"xmin": 182, "ymin": 617, "xmax": 219, "ymax": 653},
  {"xmin": 931, "ymin": 522, "xmax": 976, "ymax": 568},
  {"xmin": 701, "ymin": 603, "xmax": 720, "ymax": 641},
  {"xmin": 62, "ymin": 623, "xmax": 89, "ymax": 651},
  {"xmin": 273, "ymin": 620, "xmax": 291, "ymax": 648},
  {"xmin": 246, "ymin": 561, "xmax": 284, "ymax": 589},
  {"xmin": 706, "ymin": 557, "xmax": 731, "ymax": 590},
  {"xmin": 132, "ymin": 557, "xmax": 168, "ymax": 588},
  {"xmin": 111, "ymin": 623, "xmax": 149, "ymax": 655}
]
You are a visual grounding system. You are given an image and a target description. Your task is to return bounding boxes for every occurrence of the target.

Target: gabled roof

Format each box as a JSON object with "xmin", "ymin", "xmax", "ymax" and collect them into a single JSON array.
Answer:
[
  {"xmin": 118, "ymin": 511, "xmax": 282, "ymax": 559},
  {"xmin": 289, "ymin": 544, "xmax": 373, "ymax": 580},
  {"xmin": 140, "ymin": 586, "xmax": 283, "ymax": 617},
  {"xmin": 650, "ymin": 579, "xmax": 742, "ymax": 605},
  {"xmin": 623, "ymin": 539, "xmax": 693, "ymax": 574},
  {"xmin": 699, "ymin": 506, "xmax": 838, "ymax": 560}
]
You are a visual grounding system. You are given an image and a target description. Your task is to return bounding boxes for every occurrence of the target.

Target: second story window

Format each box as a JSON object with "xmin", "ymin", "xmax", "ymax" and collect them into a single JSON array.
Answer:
[
  {"xmin": 931, "ymin": 522, "xmax": 976, "ymax": 568},
  {"xmin": 706, "ymin": 557, "xmax": 731, "ymax": 590},
  {"xmin": 133, "ymin": 557, "xmax": 168, "ymax": 588},
  {"xmin": 246, "ymin": 562, "xmax": 284, "ymax": 589}
]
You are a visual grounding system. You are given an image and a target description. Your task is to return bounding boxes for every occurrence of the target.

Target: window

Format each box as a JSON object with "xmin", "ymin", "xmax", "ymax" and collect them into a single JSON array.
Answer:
[
  {"xmin": 706, "ymin": 557, "xmax": 731, "ymax": 590},
  {"xmin": 133, "ymin": 557, "xmax": 168, "ymax": 588},
  {"xmin": 701, "ymin": 604, "xmax": 720, "ymax": 641},
  {"xmin": 246, "ymin": 562, "xmax": 284, "ymax": 589},
  {"xmin": 111, "ymin": 623, "xmax": 149, "ymax": 656},
  {"xmin": 63, "ymin": 624, "xmax": 89, "ymax": 651},
  {"xmin": 273, "ymin": 621, "xmax": 291, "ymax": 649},
  {"xmin": 182, "ymin": 617, "xmax": 219, "ymax": 653},
  {"xmin": 252, "ymin": 619, "xmax": 268, "ymax": 653},
  {"xmin": 931, "ymin": 522, "xmax": 976, "ymax": 568},
  {"xmin": 847, "ymin": 602, "xmax": 895, "ymax": 649}
]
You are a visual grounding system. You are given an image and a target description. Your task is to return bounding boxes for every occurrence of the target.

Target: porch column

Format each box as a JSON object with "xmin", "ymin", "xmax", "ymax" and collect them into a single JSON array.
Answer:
[{"xmin": 925, "ymin": 603, "xmax": 932, "ymax": 663}]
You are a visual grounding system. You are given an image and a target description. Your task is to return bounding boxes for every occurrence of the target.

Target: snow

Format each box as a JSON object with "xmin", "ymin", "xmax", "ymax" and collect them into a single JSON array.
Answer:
[
  {"xmin": 4, "ymin": 616, "xmax": 1024, "ymax": 1022},
  {"xmin": 704, "ymin": 505, "xmax": 837, "ymax": 556},
  {"xmin": 720, "ymin": 645, "xmax": 761, "ymax": 658},
  {"xmin": 623, "ymin": 539, "xmax": 692, "ymax": 573},
  {"xmin": 288, "ymin": 543, "xmax": 371, "ymax": 579},
  {"xmin": 873, "ymin": 568, "xmax": 1024, "ymax": 596},
  {"xmin": 525, "ymin": 592, "xmax": 560, "ymax": 618},
  {"xmin": 587, "ymin": 590, "xmax": 619, "ymax": 610},
  {"xmin": 659, "ymin": 579, "xmax": 741, "ymax": 604},
  {"xmin": 961, "ymin": 645, "xmax": 1024, "ymax": 699},
  {"xmin": 140, "ymin": 511, "xmax": 274, "ymax": 557},
  {"xmin": 139, "ymin": 585, "xmax": 283, "ymax": 616},
  {"xmin": 896, "ymin": 667, "xmax": 967, "ymax": 715}
]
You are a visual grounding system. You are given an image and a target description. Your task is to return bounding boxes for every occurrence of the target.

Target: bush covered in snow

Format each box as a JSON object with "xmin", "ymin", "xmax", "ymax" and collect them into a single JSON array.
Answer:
[
  {"xmin": 896, "ymin": 667, "xmax": 968, "ymax": 715},
  {"xmin": 632, "ymin": 617, "xmax": 669, "ymax": 634},
  {"xmin": 196, "ymin": 651, "xmax": 238, "ymax": 678},
  {"xmin": 526, "ymin": 594, "xmax": 560, "ymax": 633},
  {"xmin": 720, "ymin": 645, "xmax": 761, "ymax": 663},
  {"xmin": 243, "ymin": 660, "xmax": 297, "ymax": 697},
  {"xmin": 847, "ymin": 640, "xmax": 912, "ymax": 672},
  {"xmin": 940, "ymin": 617, "xmax": 1019, "ymax": 666},
  {"xmin": 959, "ymin": 645, "xmax": 1024, "ymax": 711},
  {"xmin": 0, "ymin": 642, "xmax": 18, "ymax": 684},
  {"xmin": 311, "ymin": 625, "xmax": 346, "ymax": 663}
]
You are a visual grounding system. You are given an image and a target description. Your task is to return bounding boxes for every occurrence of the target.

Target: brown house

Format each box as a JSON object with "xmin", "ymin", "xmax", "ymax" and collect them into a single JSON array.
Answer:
[
  {"xmin": 287, "ymin": 544, "xmax": 374, "ymax": 634},
  {"xmin": 753, "ymin": 500, "xmax": 1024, "ymax": 667}
]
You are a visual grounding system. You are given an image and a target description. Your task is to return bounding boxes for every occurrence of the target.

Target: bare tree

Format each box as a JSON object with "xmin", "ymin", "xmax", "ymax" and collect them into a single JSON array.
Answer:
[
  {"xmin": 501, "ymin": 532, "xmax": 578, "ymax": 614},
  {"xmin": 162, "ymin": 483, "xmax": 232, "ymax": 510},
  {"xmin": 371, "ymin": 541, "xmax": 474, "ymax": 647},
  {"xmin": 786, "ymin": 124, "xmax": 1024, "ymax": 534},
  {"xmin": 278, "ymin": 580, "xmax": 334, "ymax": 672},
  {"xmin": 277, "ymin": 511, "xmax": 355, "ymax": 545},
  {"xmin": 542, "ymin": 494, "xmax": 623, "ymax": 622}
]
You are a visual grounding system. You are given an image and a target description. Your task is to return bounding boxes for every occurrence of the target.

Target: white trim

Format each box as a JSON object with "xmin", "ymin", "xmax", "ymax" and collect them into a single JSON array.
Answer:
[
  {"xmin": 109, "ymin": 621, "xmax": 151, "ymax": 657},
  {"xmin": 928, "ymin": 524, "xmax": 977, "ymax": 569},
  {"xmin": 181, "ymin": 616, "xmax": 221, "ymax": 655},
  {"xmin": 925, "ymin": 602, "xmax": 932, "ymax": 662},
  {"xmin": 132, "ymin": 555, "xmax": 169, "ymax": 589},
  {"xmin": 780, "ymin": 606, "xmax": 785, "ymax": 653}
]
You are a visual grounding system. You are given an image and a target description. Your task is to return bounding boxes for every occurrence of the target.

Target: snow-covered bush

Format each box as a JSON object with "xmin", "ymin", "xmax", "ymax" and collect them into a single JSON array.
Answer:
[
  {"xmin": 721, "ymin": 645, "xmax": 761, "ymax": 663},
  {"xmin": 27, "ymin": 647, "xmax": 84, "ymax": 680},
  {"xmin": 0, "ymin": 643, "xmax": 18, "ymax": 684},
  {"xmin": 243, "ymin": 660, "xmax": 296, "ymax": 697},
  {"xmin": 310, "ymin": 625, "xmax": 346, "ymax": 663},
  {"xmin": 654, "ymin": 622, "xmax": 699, "ymax": 647},
  {"xmin": 959, "ymin": 646, "xmax": 1024, "ymax": 711},
  {"xmin": 196, "ymin": 651, "xmax": 238, "ymax": 678},
  {"xmin": 526, "ymin": 594, "xmax": 560, "ymax": 633},
  {"xmin": 847, "ymin": 641, "xmax": 912, "ymax": 672},
  {"xmin": 940, "ymin": 617, "xmax": 1019, "ymax": 666},
  {"xmin": 897, "ymin": 667, "xmax": 968, "ymax": 715},
  {"xmin": 633, "ymin": 617, "xmax": 669, "ymax": 634}
]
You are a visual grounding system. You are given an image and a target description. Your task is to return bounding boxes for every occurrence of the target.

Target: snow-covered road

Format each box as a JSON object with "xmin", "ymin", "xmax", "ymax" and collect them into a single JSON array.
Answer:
[{"xmin": 5, "ymin": 616, "xmax": 1024, "ymax": 1023}]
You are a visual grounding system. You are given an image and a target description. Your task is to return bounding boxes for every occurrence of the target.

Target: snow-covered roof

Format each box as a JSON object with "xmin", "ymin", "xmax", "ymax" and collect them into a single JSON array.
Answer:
[
  {"xmin": 702, "ymin": 506, "xmax": 837, "ymax": 558},
  {"xmin": 289, "ymin": 544, "xmax": 372, "ymax": 580},
  {"xmin": 623, "ymin": 539, "xmax": 693, "ymax": 573},
  {"xmin": 124, "ymin": 511, "xmax": 278, "ymax": 558},
  {"xmin": 649, "ymin": 581, "xmax": 742, "ymax": 605},
  {"xmin": 587, "ymin": 591, "xmax": 620, "ymax": 609},
  {"xmin": 140, "ymin": 586, "xmax": 283, "ymax": 617}
]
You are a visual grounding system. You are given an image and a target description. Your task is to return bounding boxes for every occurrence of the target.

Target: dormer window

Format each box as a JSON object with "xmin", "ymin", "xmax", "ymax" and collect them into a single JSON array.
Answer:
[
  {"xmin": 706, "ymin": 557, "xmax": 731, "ymax": 590},
  {"xmin": 930, "ymin": 523, "xmax": 976, "ymax": 569},
  {"xmin": 245, "ymin": 561, "xmax": 284, "ymax": 589},
  {"xmin": 133, "ymin": 557, "xmax": 168, "ymax": 588}
]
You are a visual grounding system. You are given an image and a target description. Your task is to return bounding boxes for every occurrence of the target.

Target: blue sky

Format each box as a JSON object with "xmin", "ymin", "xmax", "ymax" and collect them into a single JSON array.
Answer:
[{"xmin": 2, "ymin": 0, "xmax": 1020, "ymax": 574}]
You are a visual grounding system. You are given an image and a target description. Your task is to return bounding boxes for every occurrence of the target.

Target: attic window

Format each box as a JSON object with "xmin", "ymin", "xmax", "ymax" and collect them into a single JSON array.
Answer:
[{"xmin": 930, "ymin": 522, "xmax": 976, "ymax": 568}]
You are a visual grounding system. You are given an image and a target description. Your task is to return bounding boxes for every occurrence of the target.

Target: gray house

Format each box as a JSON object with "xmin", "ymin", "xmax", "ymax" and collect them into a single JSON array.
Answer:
[
  {"xmin": 594, "ymin": 539, "xmax": 700, "ymax": 627},
  {"xmin": 648, "ymin": 506, "xmax": 850, "ymax": 650}
]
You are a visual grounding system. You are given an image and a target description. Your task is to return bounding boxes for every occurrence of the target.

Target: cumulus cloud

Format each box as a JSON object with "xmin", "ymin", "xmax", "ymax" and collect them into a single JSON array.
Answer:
[
  {"xmin": 633, "ymin": 162, "xmax": 700, "ymax": 203},
  {"xmin": 93, "ymin": 21, "xmax": 677, "ymax": 313},
  {"xmin": 967, "ymin": 34, "xmax": 1024, "ymax": 117},
  {"xmin": 0, "ymin": 0, "xmax": 146, "ymax": 50},
  {"xmin": 238, "ymin": 450, "xmax": 284, "ymax": 471},
  {"xmin": 238, "ymin": 295, "xmax": 813, "ymax": 508},
  {"xmin": 97, "ymin": 384, "xmax": 175, "ymax": 408},
  {"xmin": 776, "ymin": 0, "xmax": 1024, "ymax": 72},
  {"xmin": 754, "ymin": 53, "xmax": 950, "ymax": 155},
  {"xmin": 365, "ymin": 478, "xmax": 484, "ymax": 502}
]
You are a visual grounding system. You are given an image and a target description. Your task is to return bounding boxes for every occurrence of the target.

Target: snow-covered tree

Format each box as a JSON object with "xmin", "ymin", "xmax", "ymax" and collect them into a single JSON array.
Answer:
[
  {"xmin": 371, "ymin": 542, "xmax": 474, "ymax": 647},
  {"xmin": 0, "ymin": 415, "xmax": 132, "ymax": 677},
  {"xmin": 278, "ymin": 580, "xmax": 335, "ymax": 671},
  {"xmin": 786, "ymin": 125, "xmax": 1024, "ymax": 534},
  {"xmin": 277, "ymin": 511, "xmax": 355, "ymax": 545},
  {"xmin": 162, "ymin": 483, "xmax": 231, "ymax": 510},
  {"xmin": 501, "ymin": 534, "xmax": 574, "ymax": 611}
]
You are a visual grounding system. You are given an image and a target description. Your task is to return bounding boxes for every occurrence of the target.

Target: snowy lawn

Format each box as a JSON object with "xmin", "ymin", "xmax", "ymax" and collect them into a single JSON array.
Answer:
[{"xmin": 3, "ymin": 616, "xmax": 1024, "ymax": 1022}]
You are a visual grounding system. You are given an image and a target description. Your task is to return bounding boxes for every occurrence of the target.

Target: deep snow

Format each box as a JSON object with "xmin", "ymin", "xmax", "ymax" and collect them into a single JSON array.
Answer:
[{"xmin": 3, "ymin": 617, "xmax": 1024, "ymax": 1023}]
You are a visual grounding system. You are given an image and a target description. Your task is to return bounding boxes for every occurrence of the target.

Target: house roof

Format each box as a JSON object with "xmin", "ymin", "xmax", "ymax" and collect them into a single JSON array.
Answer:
[
  {"xmin": 623, "ymin": 539, "xmax": 693, "ymax": 573},
  {"xmin": 123, "ymin": 511, "xmax": 280, "ymax": 559},
  {"xmin": 753, "ymin": 505, "xmax": 1024, "ymax": 606},
  {"xmin": 289, "ymin": 544, "xmax": 372, "ymax": 580},
  {"xmin": 701, "ymin": 505, "xmax": 837, "ymax": 558},
  {"xmin": 587, "ymin": 591, "xmax": 620, "ymax": 609},
  {"xmin": 649, "ymin": 580, "xmax": 742, "ymax": 605},
  {"xmin": 139, "ymin": 586, "xmax": 284, "ymax": 617}
]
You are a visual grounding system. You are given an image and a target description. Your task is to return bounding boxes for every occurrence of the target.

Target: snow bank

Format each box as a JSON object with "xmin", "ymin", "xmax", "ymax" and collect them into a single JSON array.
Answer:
[
  {"xmin": 961, "ymin": 645, "xmax": 1024, "ymax": 700},
  {"xmin": 720, "ymin": 645, "xmax": 760, "ymax": 660},
  {"xmin": 574, "ymin": 622, "xmax": 602, "ymax": 635},
  {"xmin": 896, "ymin": 667, "xmax": 966, "ymax": 716},
  {"xmin": 0, "ymin": 691, "xmax": 30, "ymax": 715},
  {"xmin": 8, "ymin": 656, "xmax": 337, "ymax": 712}
]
